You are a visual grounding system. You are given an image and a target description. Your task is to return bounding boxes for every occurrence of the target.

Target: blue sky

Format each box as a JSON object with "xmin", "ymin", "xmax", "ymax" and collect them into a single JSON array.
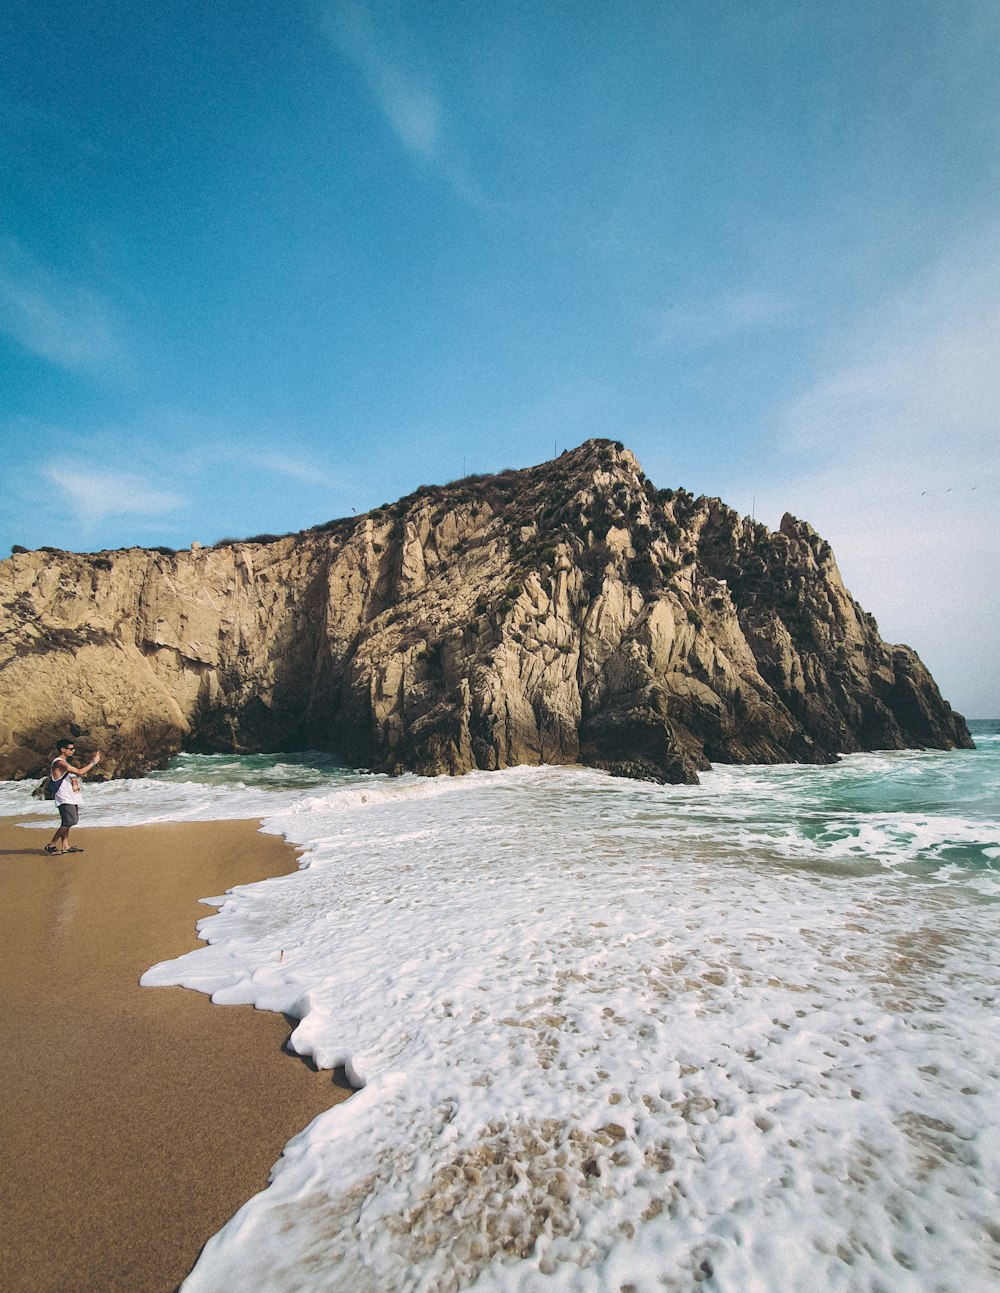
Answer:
[{"xmin": 1, "ymin": 1, "xmax": 997, "ymax": 715}]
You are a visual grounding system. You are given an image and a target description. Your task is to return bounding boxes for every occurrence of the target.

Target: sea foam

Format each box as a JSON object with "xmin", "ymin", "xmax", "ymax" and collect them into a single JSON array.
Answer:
[{"xmin": 125, "ymin": 749, "xmax": 1000, "ymax": 1293}]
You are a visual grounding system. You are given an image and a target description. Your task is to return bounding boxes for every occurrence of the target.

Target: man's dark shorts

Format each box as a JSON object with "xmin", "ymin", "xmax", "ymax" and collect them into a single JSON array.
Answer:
[{"xmin": 58, "ymin": 803, "xmax": 80, "ymax": 827}]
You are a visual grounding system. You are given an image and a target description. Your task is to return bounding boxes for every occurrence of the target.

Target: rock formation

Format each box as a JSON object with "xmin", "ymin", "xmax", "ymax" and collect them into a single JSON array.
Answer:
[{"xmin": 0, "ymin": 440, "xmax": 972, "ymax": 784}]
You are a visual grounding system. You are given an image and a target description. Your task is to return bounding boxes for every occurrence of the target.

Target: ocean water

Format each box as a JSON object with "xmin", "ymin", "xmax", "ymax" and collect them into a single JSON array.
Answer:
[{"xmin": 5, "ymin": 723, "xmax": 999, "ymax": 1292}]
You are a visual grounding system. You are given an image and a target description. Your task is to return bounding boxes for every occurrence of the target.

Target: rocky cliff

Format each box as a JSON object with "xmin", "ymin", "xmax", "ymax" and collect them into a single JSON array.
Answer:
[{"xmin": 0, "ymin": 440, "xmax": 972, "ymax": 784}]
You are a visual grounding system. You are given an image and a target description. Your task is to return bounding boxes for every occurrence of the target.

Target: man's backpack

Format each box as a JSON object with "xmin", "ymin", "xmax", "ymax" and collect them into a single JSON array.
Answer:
[{"xmin": 32, "ymin": 773, "xmax": 61, "ymax": 800}]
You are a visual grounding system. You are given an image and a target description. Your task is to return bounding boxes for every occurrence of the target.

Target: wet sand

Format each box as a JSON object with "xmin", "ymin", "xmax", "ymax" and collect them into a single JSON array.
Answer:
[{"xmin": 0, "ymin": 815, "xmax": 352, "ymax": 1293}]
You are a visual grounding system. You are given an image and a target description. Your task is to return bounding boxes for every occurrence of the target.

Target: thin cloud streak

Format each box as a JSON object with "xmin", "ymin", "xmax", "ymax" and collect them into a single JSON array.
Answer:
[
  {"xmin": 319, "ymin": 1, "xmax": 486, "ymax": 210},
  {"xmin": 0, "ymin": 241, "xmax": 125, "ymax": 374},
  {"xmin": 756, "ymin": 230, "xmax": 1000, "ymax": 714},
  {"xmin": 656, "ymin": 291, "xmax": 794, "ymax": 349},
  {"xmin": 45, "ymin": 465, "xmax": 182, "ymax": 528},
  {"xmin": 234, "ymin": 450, "xmax": 337, "ymax": 489},
  {"xmin": 104, "ymin": 411, "xmax": 340, "ymax": 491},
  {"xmin": 782, "ymin": 230, "xmax": 1000, "ymax": 461},
  {"xmin": 324, "ymin": 1, "xmax": 439, "ymax": 158}
]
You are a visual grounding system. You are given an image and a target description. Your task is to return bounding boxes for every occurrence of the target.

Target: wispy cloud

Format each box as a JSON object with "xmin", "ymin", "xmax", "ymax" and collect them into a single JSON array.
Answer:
[
  {"xmin": 0, "ymin": 241, "xmax": 125, "ymax": 374},
  {"xmin": 230, "ymin": 449, "xmax": 337, "ymax": 488},
  {"xmin": 45, "ymin": 465, "xmax": 181, "ymax": 527},
  {"xmin": 169, "ymin": 431, "xmax": 338, "ymax": 489},
  {"xmin": 319, "ymin": 1, "xmax": 485, "ymax": 208},
  {"xmin": 754, "ymin": 229, "xmax": 1000, "ymax": 712},
  {"xmin": 325, "ymin": 2, "xmax": 439, "ymax": 158},
  {"xmin": 771, "ymin": 229, "xmax": 999, "ymax": 541},
  {"xmin": 103, "ymin": 408, "xmax": 339, "ymax": 489},
  {"xmin": 656, "ymin": 291, "xmax": 793, "ymax": 349},
  {"xmin": 781, "ymin": 239, "xmax": 1000, "ymax": 465}
]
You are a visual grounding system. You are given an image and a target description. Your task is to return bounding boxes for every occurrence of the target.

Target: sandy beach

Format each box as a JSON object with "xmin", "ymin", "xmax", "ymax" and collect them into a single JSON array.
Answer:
[{"xmin": 0, "ymin": 814, "xmax": 352, "ymax": 1293}]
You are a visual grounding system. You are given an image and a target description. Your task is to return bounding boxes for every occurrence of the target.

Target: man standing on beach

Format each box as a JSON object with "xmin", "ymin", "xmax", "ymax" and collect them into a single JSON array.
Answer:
[{"xmin": 46, "ymin": 738, "xmax": 101, "ymax": 856}]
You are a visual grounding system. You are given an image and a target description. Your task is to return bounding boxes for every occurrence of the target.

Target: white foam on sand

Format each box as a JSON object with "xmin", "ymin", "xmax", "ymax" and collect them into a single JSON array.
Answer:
[{"xmin": 137, "ymin": 764, "xmax": 1000, "ymax": 1293}]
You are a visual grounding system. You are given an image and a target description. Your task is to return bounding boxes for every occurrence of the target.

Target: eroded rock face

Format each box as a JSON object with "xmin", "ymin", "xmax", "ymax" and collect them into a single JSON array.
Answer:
[{"xmin": 0, "ymin": 440, "xmax": 972, "ymax": 783}]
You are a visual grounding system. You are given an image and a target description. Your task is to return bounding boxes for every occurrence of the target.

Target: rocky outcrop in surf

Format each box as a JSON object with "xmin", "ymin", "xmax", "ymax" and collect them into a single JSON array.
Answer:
[{"xmin": 0, "ymin": 440, "xmax": 972, "ymax": 783}]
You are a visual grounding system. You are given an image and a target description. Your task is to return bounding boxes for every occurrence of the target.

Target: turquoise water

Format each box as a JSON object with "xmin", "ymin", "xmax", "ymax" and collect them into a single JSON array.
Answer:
[
  {"xmin": 665, "ymin": 719, "xmax": 1000, "ymax": 879},
  {"xmin": 6, "ymin": 722, "xmax": 998, "ymax": 882},
  {"xmin": 148, "ymin": 749, "xmax": 355, "ymax": 790}
]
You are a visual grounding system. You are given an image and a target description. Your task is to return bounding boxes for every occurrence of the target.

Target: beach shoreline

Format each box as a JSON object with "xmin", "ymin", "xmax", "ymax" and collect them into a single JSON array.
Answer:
[{"xmin": 0, "ymin": 813, "xmax": 351, "ymax": 1293}]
